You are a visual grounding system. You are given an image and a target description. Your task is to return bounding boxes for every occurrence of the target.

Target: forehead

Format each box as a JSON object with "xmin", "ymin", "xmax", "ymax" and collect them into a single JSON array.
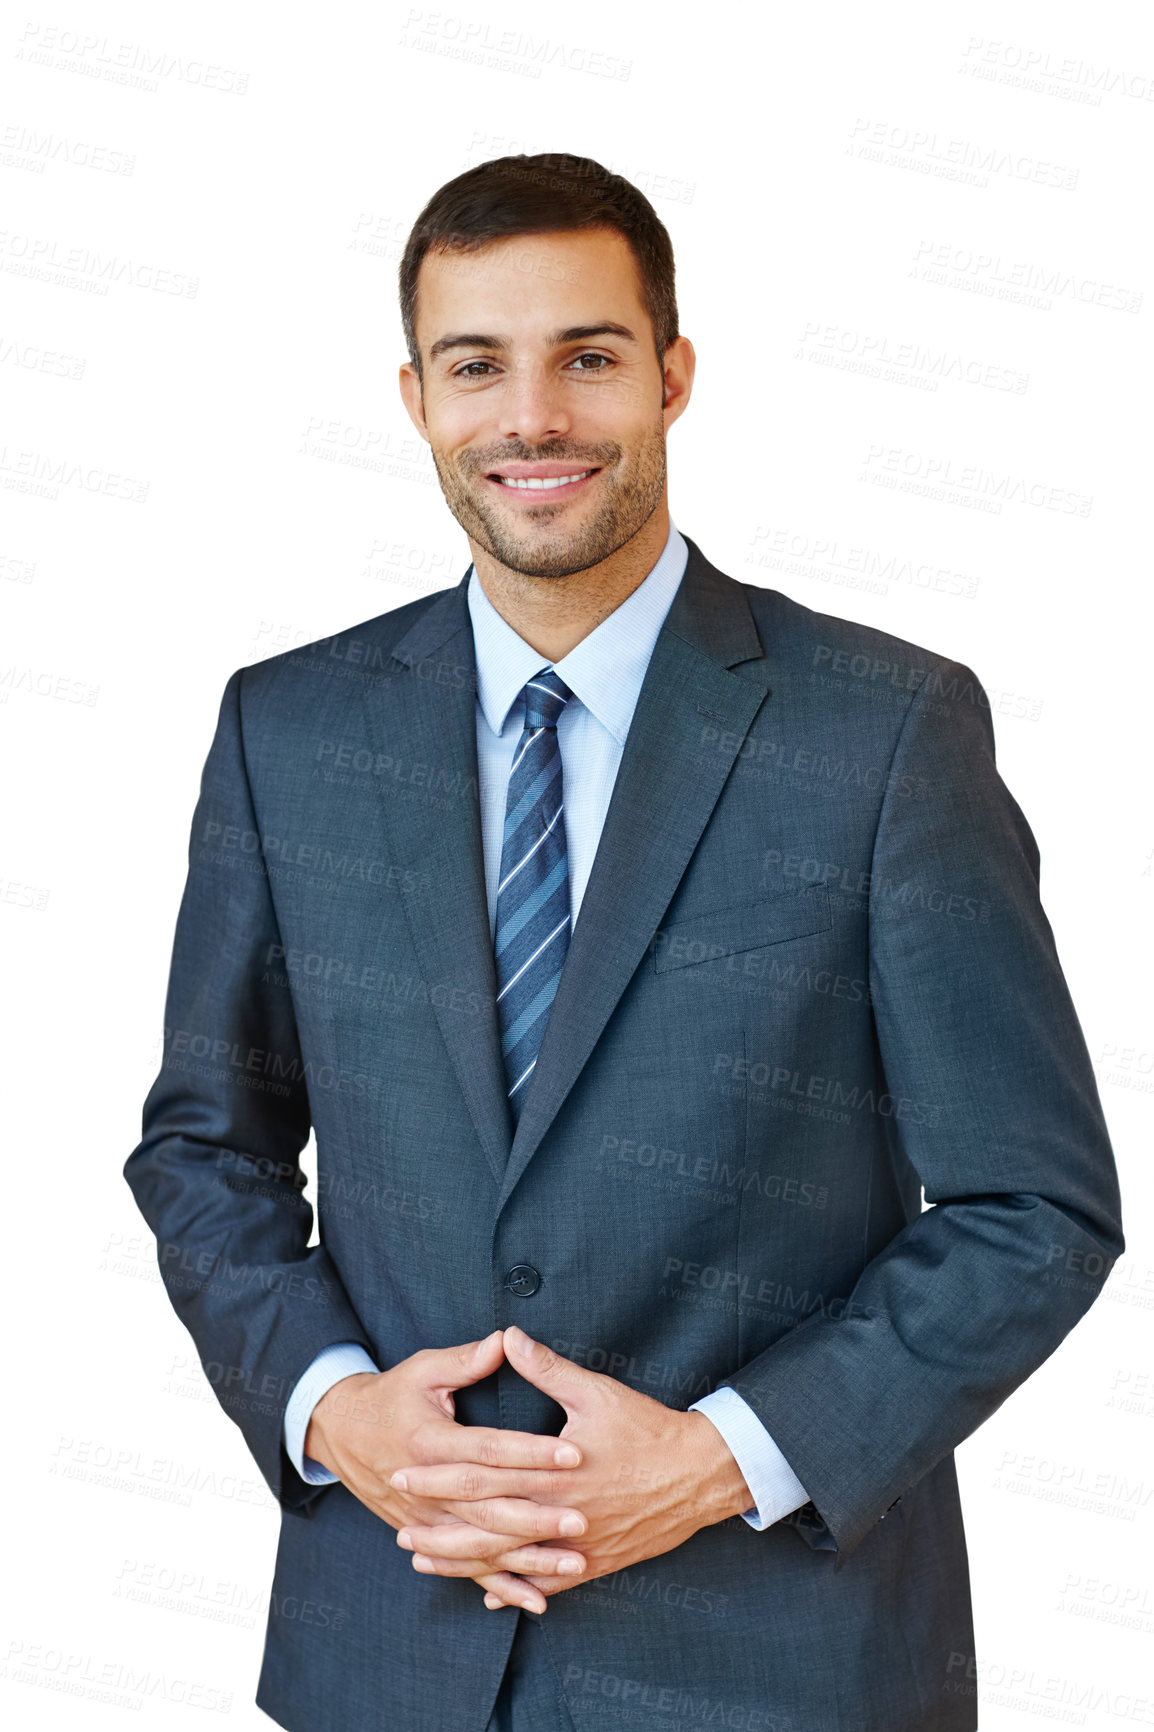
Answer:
[{"xmin": 414, "ymin": 227, "xmax": 646, "ymax": 345}]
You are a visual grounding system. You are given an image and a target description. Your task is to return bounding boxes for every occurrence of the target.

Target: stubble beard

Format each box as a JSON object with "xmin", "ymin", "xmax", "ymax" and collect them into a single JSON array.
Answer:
[{"xmin": 430, "ymin": 424, "xmax": 668, "ymax": 581}]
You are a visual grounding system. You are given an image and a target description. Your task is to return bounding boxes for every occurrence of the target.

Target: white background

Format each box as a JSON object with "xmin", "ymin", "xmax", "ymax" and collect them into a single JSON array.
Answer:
[{"xmin": 2, "ymin": 1, "xmax": 1151, "ymax": 1726}]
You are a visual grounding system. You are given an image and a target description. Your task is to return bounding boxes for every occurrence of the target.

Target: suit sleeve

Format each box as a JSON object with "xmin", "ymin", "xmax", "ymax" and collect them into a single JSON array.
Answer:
[
  {"xmin": 123, "ymin": 668, "xmax": 377, "ymax": 1509},
  {"xmin": 715, "ymin": 658, "xmax": 1124, "ymax": 1564}
]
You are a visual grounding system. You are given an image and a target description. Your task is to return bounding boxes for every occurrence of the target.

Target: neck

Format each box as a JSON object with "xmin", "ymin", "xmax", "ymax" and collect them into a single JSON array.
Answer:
[{"xmin": 468, "ymin": 503, "xmax": 671, "ymax": 663}]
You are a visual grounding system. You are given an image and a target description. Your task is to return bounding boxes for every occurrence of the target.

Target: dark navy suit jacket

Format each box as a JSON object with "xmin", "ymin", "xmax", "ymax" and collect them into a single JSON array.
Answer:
[{"xmin": 125, "ymin": 535, "xmax": 1123, "ymax": 1732}]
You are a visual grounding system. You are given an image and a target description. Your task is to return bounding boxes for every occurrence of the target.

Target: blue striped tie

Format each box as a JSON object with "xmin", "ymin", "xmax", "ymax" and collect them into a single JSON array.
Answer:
[{"xmin": 494, "ymin": 667, "xmax": 574, "ymax": 1125}]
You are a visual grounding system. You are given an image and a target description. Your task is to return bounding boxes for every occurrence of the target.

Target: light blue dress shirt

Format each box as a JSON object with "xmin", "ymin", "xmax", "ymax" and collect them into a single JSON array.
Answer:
[{"xmin": 283, "ymin": 519, "xmax": 809, "ymax": 1532}]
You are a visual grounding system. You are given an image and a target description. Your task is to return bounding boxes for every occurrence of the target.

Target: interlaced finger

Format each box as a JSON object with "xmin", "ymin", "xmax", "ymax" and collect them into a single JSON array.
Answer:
[
  {"xmin": 475, "ymin": 1570, "xmax": 549, "ymax": 1615},
  {"xmin": 400, "ymin": 1521, "xmax": 586, "ymax": 1574},
  {"xmin": 392, "ymin": 1460, "xmax": 577, "ymax": 1510},
  {"xmin": 413, "ymin": 1419, "xmax": 581, "ymax": 1471}
]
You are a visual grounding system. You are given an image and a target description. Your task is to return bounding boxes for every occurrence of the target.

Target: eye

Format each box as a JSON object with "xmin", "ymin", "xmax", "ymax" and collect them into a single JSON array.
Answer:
[{"xmin": 451, "ymin": 352, "xmax": 615, "ymax": 380}]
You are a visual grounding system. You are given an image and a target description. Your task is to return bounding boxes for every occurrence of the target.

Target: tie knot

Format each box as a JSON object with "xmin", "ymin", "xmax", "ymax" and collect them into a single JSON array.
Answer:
[{"xmin": 523, "ymin": 667, "xmax": 573, "ymax": 730}]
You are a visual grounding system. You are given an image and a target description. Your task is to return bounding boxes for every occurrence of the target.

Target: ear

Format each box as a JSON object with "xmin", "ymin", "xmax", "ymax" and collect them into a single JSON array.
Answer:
[{"xmin": 398, "ymin": 361, "xmax": 430, "ymax": 443}]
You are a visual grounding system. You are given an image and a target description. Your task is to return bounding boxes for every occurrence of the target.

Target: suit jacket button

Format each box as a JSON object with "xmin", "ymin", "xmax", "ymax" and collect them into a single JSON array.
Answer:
[{"xmin": 506, "ymin": 1264, "xmax": 540, "ymax": 1297}]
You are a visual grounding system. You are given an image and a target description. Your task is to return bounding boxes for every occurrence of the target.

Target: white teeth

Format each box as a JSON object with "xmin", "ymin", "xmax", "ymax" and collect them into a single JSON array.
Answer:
[{"xmin": 495, "ymin": 470, "xmax": 594, "ymax": 490}]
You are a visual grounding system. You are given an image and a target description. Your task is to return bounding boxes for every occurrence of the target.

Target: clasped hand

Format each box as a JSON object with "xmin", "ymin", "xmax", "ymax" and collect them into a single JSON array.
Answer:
[{"xmin": 304, "ymin": 1325, "xmax": 750, "ymax": 1614}]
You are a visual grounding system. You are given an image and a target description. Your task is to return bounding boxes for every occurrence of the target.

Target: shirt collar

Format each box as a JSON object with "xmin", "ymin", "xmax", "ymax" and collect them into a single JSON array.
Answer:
[{"xmin": 467, "ymin": 519, "xmax": 689, "ymax": 746}]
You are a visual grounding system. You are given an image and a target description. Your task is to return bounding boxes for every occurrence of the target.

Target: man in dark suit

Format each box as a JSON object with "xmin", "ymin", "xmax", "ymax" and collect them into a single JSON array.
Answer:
[{"xmin": 125, "ymin": 154, "xmax": 1123, "ymax": 1731}]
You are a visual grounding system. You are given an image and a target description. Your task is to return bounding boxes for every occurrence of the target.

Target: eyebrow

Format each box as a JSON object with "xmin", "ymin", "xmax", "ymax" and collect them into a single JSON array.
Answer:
[{"xmin": 428, "ymin": 323, "xmax": 638, "ymax": 363}]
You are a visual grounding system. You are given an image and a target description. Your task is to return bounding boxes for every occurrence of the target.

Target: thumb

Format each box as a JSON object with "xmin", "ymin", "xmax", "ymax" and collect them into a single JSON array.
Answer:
[
  {"xmin": 503, "ymin": 1327, "xmax": 592, "ymax": 1407},
  {"xmin": 430, "ymin": 1329, "xmax": 506, "ymax": 1391}
]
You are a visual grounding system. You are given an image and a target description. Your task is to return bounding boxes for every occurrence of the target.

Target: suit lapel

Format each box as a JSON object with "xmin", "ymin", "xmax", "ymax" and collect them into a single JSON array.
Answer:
[
  {"xmin": 498, "ymin": 536, "xmax": 769, "ymax": 1209},
  {"xmin": 360, "ymin": 580, "xmax": 514, "ymax": 1188},
  {"xmin": 359, "ymin": 536, "xmax": 771, "ymax": 1205}
]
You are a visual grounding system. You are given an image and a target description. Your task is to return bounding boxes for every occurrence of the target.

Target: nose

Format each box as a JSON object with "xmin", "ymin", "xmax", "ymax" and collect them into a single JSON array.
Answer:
[{"xmin": 496, "ymin": 364, "xmax": 572, "ymax": 448}]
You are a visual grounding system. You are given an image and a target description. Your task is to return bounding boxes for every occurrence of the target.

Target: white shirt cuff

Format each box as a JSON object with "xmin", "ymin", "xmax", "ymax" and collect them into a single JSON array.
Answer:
[
  {"xmin": 689, "ymin": 1386, "xmax": 809, "ymax": 1530},
  {"xmin": 283, "ymin": 1341, "xmax": 381, "ymax": 1484}
]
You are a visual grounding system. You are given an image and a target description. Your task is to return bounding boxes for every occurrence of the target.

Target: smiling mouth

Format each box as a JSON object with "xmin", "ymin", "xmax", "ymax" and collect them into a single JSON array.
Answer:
[{"xmin": 485, "ymin": 468, "xmax": 601, "ymax": 495}]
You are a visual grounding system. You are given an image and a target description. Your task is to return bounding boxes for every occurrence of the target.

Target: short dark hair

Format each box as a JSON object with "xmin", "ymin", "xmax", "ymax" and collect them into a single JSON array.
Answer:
[{"xmin": 399, "ymin": 153, "xmax": 679, "ymax": 385}]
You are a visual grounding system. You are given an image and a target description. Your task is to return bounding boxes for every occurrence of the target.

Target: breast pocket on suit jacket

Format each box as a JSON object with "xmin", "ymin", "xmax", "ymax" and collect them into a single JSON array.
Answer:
[{"xmin": 652, "ymin": 884, "xmax": 831, "ymax": 973}]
